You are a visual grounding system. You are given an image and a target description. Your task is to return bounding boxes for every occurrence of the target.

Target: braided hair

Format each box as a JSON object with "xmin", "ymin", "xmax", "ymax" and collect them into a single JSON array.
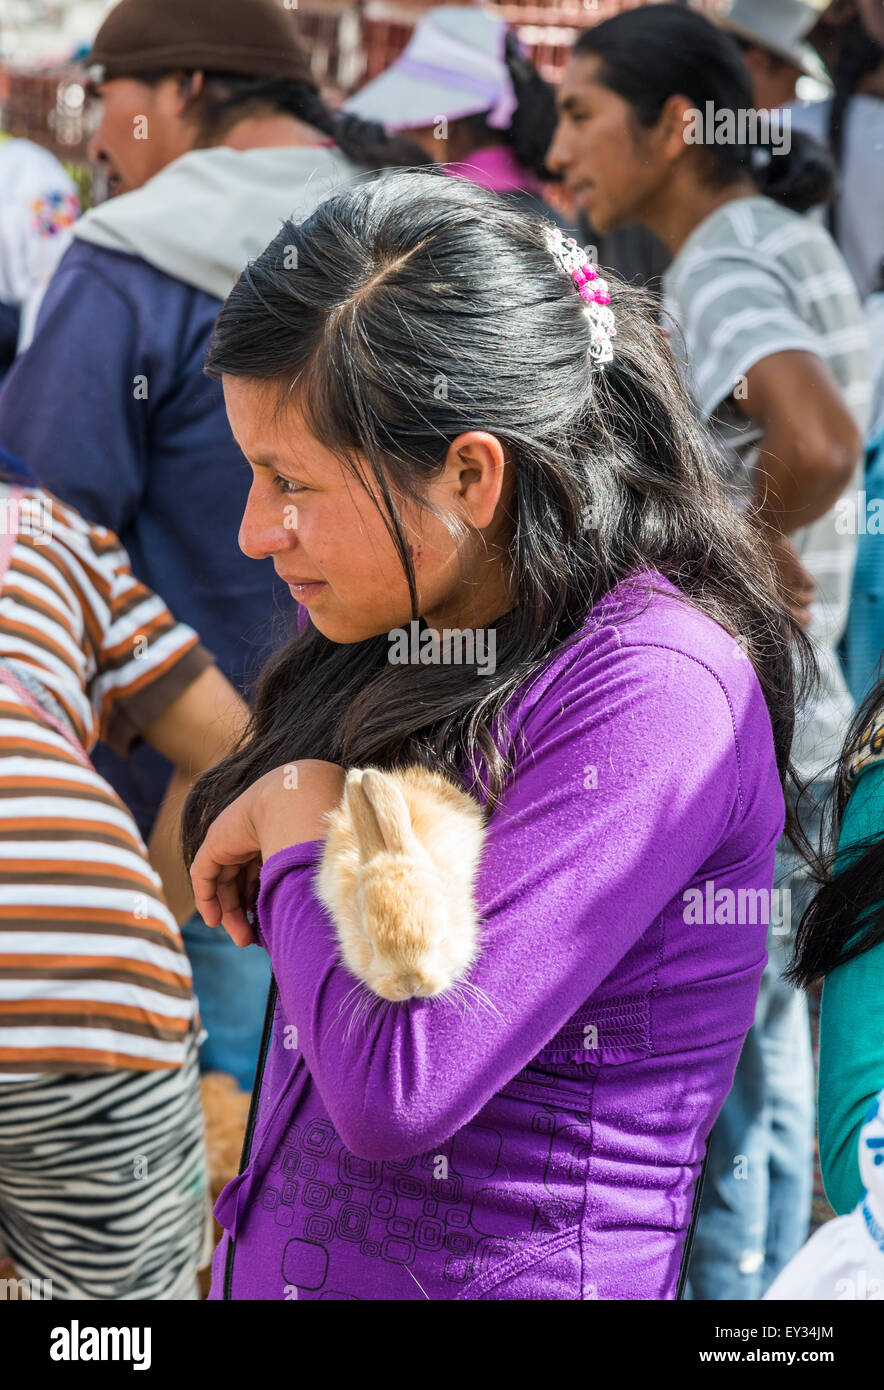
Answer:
[{"xmin": 186, "ymin": 71, "xmax": 432, "ymax": 170}]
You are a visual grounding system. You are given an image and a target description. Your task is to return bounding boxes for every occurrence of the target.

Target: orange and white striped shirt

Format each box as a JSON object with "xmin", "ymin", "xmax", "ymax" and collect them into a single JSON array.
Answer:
[{"xmin": 0, "ymin": 483, "xmax": 213, "ymax": 1079}]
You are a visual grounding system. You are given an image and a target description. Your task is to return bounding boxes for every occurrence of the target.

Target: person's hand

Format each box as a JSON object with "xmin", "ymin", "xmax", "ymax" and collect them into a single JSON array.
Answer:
[
  {"xmin": 190, "ymin": 760, "xmax": 345, "ymax": 946},
  {"xmin": 765, "ymin": 531, "xmax": 816, "ymax": 627}
]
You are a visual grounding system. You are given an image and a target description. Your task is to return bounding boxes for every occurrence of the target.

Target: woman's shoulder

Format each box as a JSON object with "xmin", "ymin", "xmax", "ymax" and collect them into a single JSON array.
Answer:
[
  {"xmin": 515, "ymin": 571, "xmax": 768, "ymax": 736},
  {"xmin": 498, "ymin": 572, "xmax": 780, "ymax": 831},
  {"xmin": 587, "ymin": 570, "xmax": 755, "ymax": 678}
]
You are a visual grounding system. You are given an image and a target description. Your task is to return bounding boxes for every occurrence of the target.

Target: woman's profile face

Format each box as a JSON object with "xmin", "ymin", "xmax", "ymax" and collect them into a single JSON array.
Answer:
[
  {"xmin": 546, "ymin": 55, "xmax": 672, "ymax": 235},
  {"xmin": 223, "ymin": 376, "xmax": 514, "ymax": 644}
]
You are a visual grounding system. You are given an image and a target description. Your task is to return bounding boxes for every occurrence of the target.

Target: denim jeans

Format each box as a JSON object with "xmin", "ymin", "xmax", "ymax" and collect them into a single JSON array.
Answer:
[
  {"xmin": 684, "ymin": 788, "xmax": 823, "ymax": 1300},
  {"xmin": 180, "ymin": 910, "xmax": 272, "ymax": 1093}
]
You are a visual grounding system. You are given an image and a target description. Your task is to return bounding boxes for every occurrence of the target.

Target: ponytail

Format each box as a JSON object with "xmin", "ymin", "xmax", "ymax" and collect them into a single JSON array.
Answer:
[
  {"xmin": 788, "ymin": 672, "xmax": 884, "ymax": 988},
  {"xmin": 750, "ymin": 128, "xmax": 834, "ymax": 214},
  {"xmin": 501, "ymin": 32, "xmax": 561, "ymax": 179},
  {"xmin": 278, "ymin": 82, "xmax": 432, "ymax": 172}
]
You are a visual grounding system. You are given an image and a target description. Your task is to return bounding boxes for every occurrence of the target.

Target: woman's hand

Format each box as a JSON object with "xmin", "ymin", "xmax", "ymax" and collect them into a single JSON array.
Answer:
[{"xmin": 190, "ymin": 760, "xmax": 345, "ymax": 946}]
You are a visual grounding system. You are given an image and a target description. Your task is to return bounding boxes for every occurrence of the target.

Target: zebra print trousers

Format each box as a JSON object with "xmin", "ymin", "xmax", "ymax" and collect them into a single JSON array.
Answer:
[{"xmin": 0, "ymin": 1030, "xmax": 208, "ymax": 1299}]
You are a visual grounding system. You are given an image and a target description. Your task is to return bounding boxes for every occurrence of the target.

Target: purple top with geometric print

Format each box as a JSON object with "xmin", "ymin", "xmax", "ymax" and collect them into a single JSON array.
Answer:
[{"xmin": 209, "ymin": 571, "xmax": 784, "ymax": 1300}]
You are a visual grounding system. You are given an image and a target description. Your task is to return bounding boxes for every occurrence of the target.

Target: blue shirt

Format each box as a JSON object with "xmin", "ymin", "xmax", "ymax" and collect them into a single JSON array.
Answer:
[{"xmin": 0, "ymin": 239, "xmax": 289, "ymax": 835}]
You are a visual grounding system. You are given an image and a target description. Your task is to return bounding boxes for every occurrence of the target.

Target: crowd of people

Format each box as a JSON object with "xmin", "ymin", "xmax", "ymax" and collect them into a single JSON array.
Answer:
[{"xmin": 0, "ymin": 0, "xmax": 882, "ymax": 1302}]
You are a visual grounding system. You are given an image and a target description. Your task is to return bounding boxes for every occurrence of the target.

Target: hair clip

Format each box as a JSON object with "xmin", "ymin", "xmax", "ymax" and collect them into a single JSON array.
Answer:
[{"xmin": 543, "ymin": 226, "xmax": 616, "ymax": 367}]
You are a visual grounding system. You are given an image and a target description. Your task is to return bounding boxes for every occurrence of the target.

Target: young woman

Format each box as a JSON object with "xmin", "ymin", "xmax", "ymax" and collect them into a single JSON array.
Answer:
[
  {"xmin": 0, "ymin": 0, "xmax": 429, "ymax": 1093},
  {"xmin": 185, "ymin": 170, "xmax": 805, "ymax": 1301},
  {"xmin": 789, "ymin": 680, "xmax": 884, "ymax": 1218},
  {"xmin": 0, "ymin": 454, "xmax": 247, "ymax": 1298},
  {"xmin": 546, "ymin": 3, "xmax": 869, "ymax": 1299}
]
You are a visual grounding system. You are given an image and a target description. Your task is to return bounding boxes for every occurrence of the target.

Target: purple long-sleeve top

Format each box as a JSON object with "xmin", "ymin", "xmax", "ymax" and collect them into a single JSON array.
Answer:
[{"xmin": 209, "ymin": 572, "xmax": 784, "ymax": 1300}]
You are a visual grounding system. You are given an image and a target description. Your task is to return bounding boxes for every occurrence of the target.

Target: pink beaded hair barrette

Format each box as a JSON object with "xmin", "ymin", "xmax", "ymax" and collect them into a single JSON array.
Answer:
[{"xmin": 543, "ymin": 226, "xmax": 616, "ymax": 367}]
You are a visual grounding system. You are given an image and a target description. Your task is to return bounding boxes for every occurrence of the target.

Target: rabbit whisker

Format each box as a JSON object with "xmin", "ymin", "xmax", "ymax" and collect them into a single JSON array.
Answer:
[
  {"xmin": 451, "ymin": 978, "xmax": 503, "ymax": 1022},
  {"xmin": 333, "ymin": 982, "xmax": 366, "ymax": 1037},
  {"xmin": 336, "ymin": 979, "xmax": 365, "ymax": 1016},
  {"xmin": 438, "ymin": 985, "xmax": 467, "ymax": 1023},
  {"xmin": 440, "ymin": 980, "xmax": 475, "ymax": 1023},
  {"xmin": 343, "ymin": 991, "xmax": 372, "ymax": 1043}
]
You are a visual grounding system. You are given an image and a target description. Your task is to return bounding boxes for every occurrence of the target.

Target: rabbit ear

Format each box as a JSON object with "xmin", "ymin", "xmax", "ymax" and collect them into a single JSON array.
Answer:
[
  {"xmin": 359, "ymin": 769, "xmax": 420, "ymax": 857},
  {"xmin": 345, "ymin": 771, "xmax": 387, "ymax": 863}
]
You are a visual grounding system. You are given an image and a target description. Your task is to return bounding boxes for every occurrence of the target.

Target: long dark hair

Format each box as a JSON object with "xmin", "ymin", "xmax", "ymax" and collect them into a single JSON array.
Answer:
[
  {"xmin": 574, "ymin": 4, "xmax": 834, "ymax": 214},
  {"xmin": 182, "ymin": 170, "xmax": 809, "ymax": 863},
  {"xmin": 788, "ymin": 674, "xmax": 884, "ymax": 987}
]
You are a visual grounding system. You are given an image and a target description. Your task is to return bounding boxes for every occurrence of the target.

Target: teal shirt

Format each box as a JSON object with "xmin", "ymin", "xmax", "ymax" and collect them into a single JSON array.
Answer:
[{"xmin": 819, "ymin": 759, "xmax": 884, "ymax": 1213}]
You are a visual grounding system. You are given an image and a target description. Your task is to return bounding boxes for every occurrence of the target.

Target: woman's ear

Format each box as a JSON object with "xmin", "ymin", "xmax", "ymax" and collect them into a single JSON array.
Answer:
[{"xmin": 444, "ymin": 431, "xmax": 511, "ymax": 531}]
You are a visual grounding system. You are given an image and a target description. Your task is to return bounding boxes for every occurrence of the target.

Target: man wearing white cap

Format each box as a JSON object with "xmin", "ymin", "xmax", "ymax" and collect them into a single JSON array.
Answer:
[{"xmin": 710, "ymin": 0, "xmax": 830, "ymax": 108}]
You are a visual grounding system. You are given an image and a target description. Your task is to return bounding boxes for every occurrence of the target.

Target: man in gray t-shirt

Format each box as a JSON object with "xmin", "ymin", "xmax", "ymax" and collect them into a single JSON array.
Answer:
[
  {"xmin": 662, "ymin": 193, "xmax": 870, "ymax": 787},
  {"xmin": 663, "ymin": 192, "xmax": 869, "ymax": 1305}
]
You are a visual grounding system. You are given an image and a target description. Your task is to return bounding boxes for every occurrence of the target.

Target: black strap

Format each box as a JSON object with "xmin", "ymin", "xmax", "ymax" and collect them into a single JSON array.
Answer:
[
  {"xmin": 222, "ymin": 974, "xmax": 279, "ymax": 1300},
  {"xmin": 675, "ymin": 1149, "xmax": 708, "ymax": 1300}
]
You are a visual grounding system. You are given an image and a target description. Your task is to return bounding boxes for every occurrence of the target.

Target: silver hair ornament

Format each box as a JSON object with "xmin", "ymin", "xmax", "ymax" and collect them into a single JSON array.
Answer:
[{"xmin": 543, "ymin": 225, "xmax": 616, "ymax": 367}]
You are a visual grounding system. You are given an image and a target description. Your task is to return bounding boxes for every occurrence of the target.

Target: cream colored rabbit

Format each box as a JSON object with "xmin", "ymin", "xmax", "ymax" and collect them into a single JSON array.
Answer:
[{"xmin": 316, "ymin": 766, "xmax": 486, "ymax": 1002}]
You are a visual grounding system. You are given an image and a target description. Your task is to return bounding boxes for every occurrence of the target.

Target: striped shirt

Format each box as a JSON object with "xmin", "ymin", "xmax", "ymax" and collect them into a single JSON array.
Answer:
[
  {"xmin": 0, "ymin": 482, "xmax": 213, "ymax": 1079},
  {"xmin": 662, "ymin": 195, "xmax": 872, "ymax": 784}
]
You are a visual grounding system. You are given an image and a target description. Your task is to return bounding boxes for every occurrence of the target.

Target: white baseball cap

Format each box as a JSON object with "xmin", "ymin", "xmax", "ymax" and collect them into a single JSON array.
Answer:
[{"xmin": 344, "ymin": 6, "xmax": 517, "ymax": 132}]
